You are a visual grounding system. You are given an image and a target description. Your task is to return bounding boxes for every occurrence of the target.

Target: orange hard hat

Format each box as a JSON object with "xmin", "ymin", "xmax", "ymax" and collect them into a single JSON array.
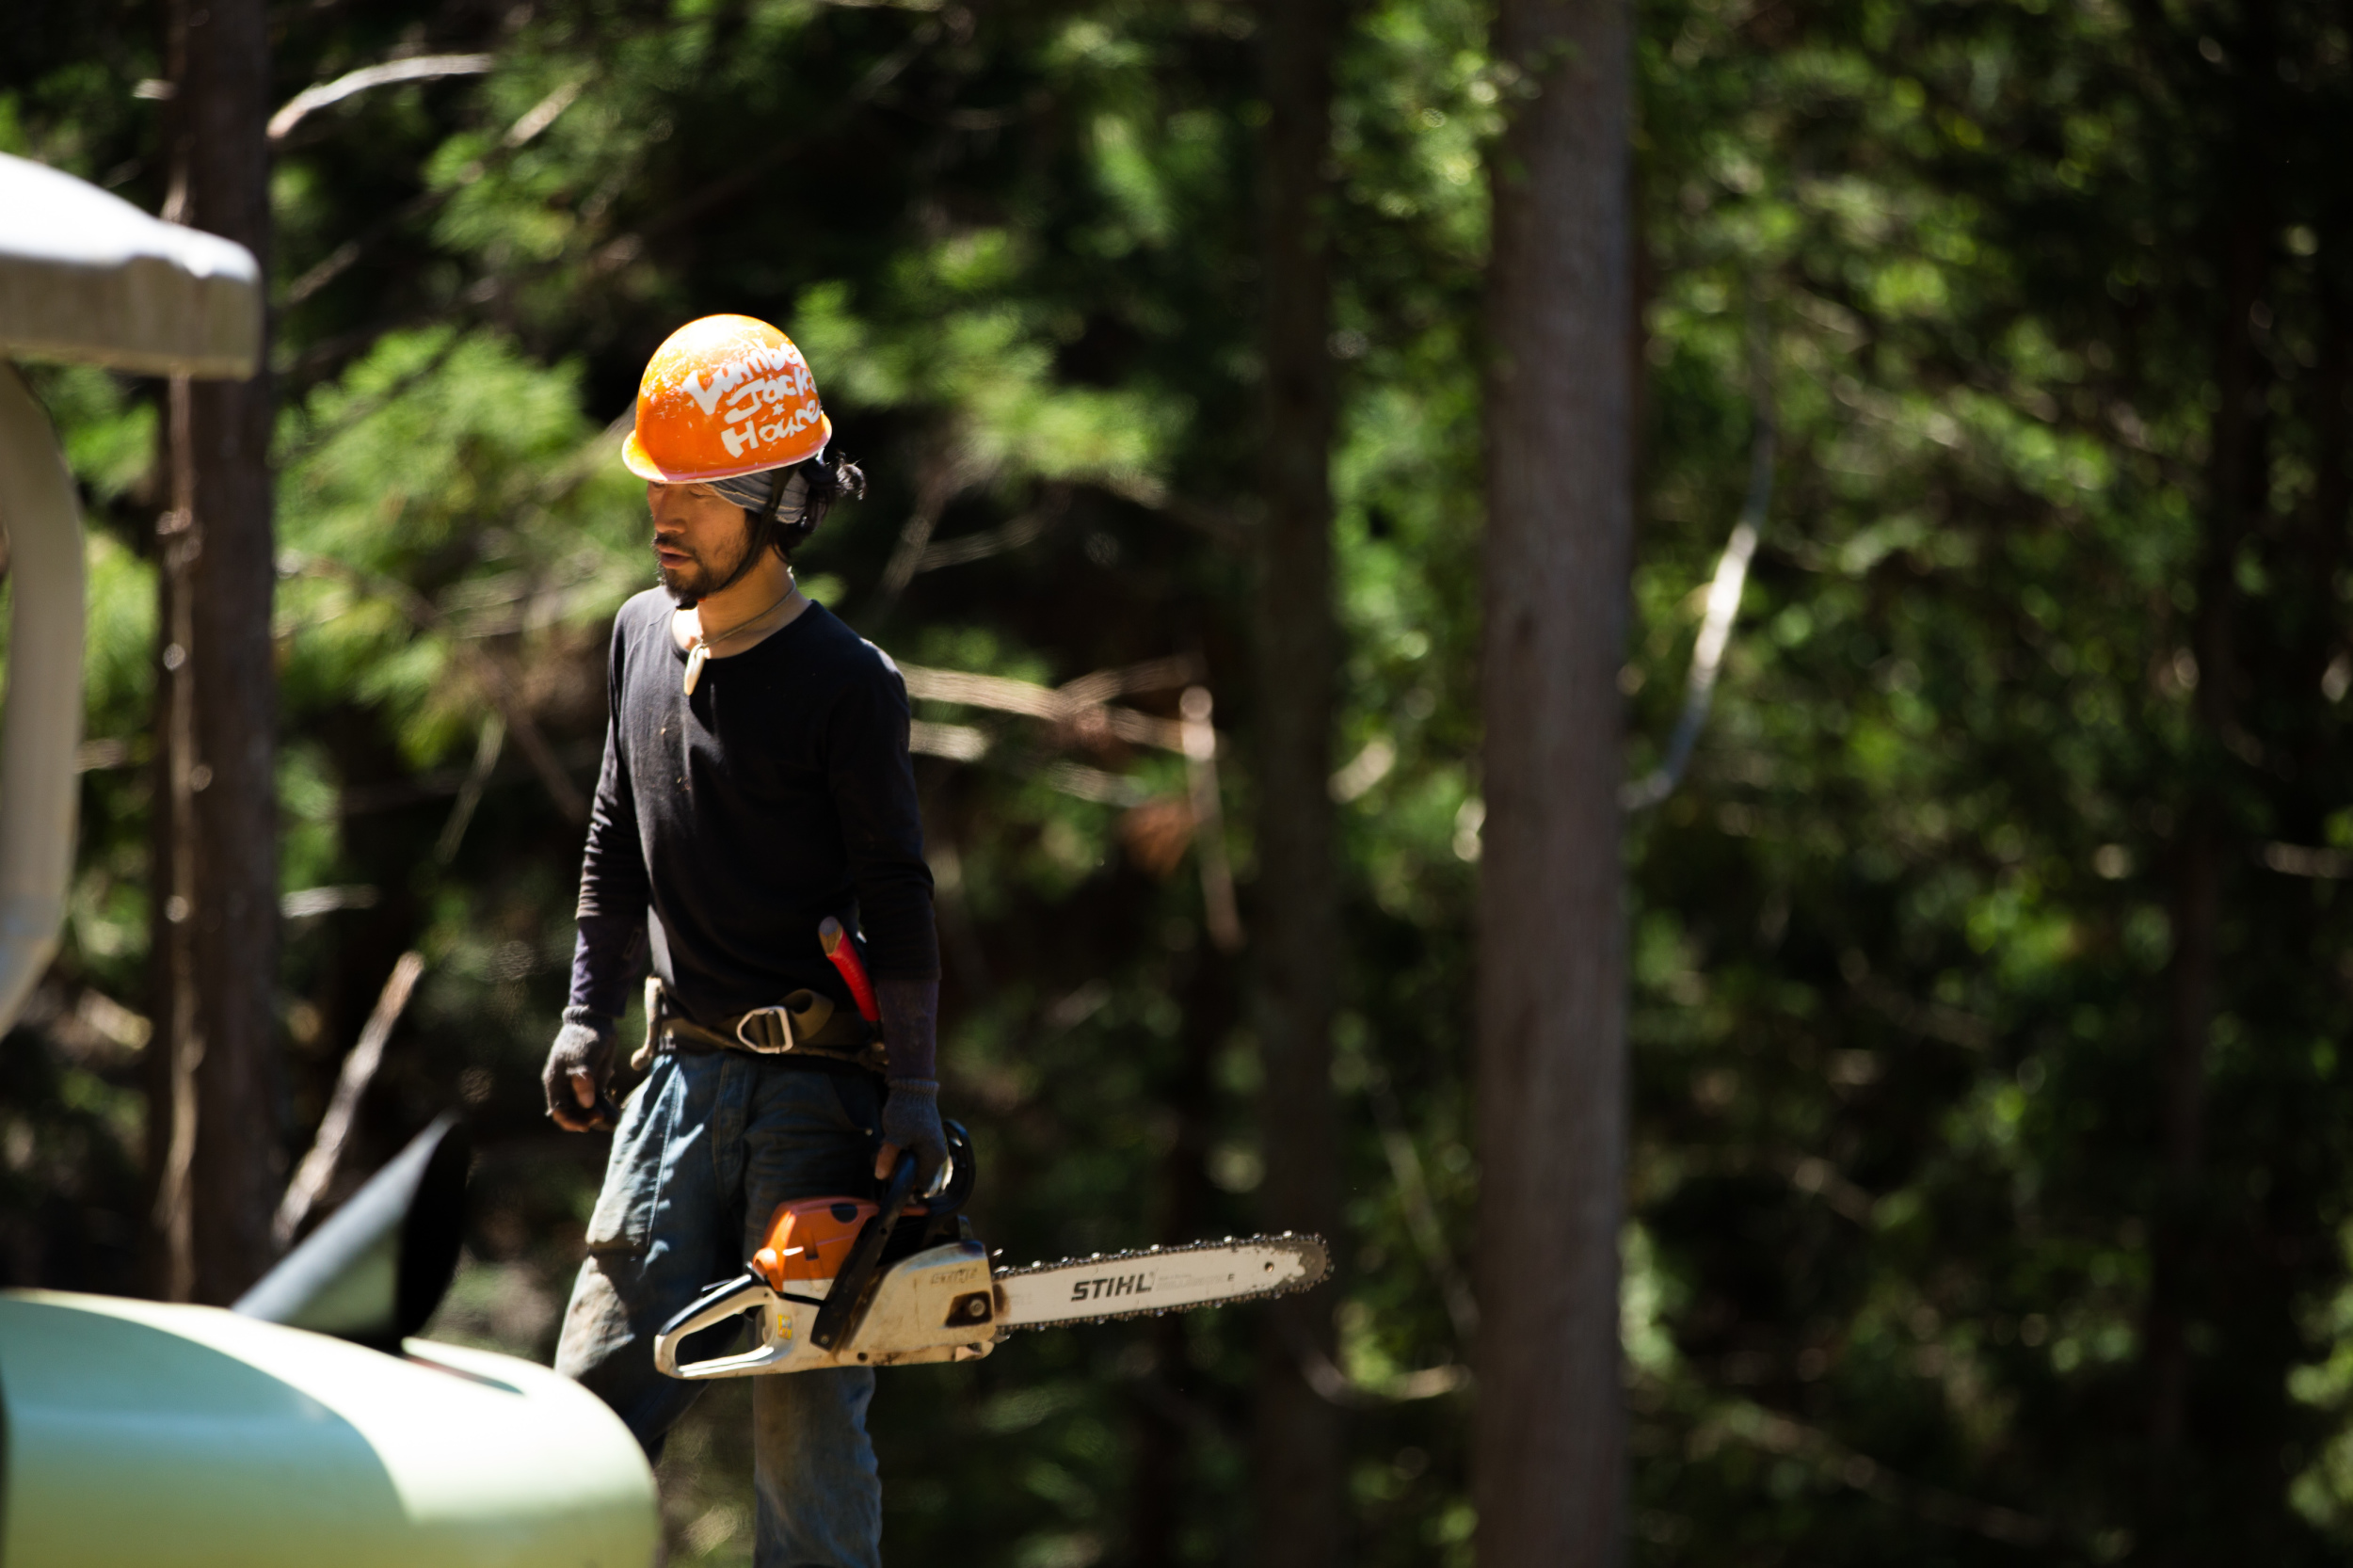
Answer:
[{"xmin": 621, "ymin": 313, "xmax": 834, "ymax": 484}]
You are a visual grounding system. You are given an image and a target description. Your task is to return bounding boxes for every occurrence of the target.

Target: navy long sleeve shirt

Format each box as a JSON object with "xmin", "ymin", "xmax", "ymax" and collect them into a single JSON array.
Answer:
[{"xmin": 568, "ymin": 589, "xmax": 937, "ymax": 1026}]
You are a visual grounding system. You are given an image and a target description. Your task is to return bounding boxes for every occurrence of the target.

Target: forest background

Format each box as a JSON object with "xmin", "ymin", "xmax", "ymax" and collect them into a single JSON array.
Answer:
[{"xmin": 8, "ymin": 0, "xmax": 2353, "ymax": 1563}]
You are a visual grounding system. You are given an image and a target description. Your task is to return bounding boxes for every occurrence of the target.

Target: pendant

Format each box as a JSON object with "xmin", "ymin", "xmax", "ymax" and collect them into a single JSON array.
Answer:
[{"xmin": 683, "ymin": 643, "xmax": 709, "ymax": 696}]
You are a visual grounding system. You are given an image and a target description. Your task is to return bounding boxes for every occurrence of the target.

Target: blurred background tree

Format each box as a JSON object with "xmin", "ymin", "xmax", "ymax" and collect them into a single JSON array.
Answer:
[{"xmin": 14, "ymin": 0, "xmax": 2353, "ymax": 1563}]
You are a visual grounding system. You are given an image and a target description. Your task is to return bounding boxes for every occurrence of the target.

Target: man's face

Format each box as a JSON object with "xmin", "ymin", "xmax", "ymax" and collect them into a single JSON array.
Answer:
[{"xmin": 648, "ymin": 481, "xmax": 754, "ymax": 601}]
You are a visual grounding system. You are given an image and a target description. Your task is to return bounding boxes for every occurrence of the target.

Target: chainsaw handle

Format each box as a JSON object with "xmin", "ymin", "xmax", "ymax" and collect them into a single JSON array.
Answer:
[
  {"xmin": 918, "ymin": 1119, "xmax": 977, "ymax": 1217},
  {"xmin": 654, "ymin": 1269, "xmax": 795, "ymax": 1380},
  {"xmin": 809, "ymin": 1152, "xmax": 920, "ymax": 1352}
]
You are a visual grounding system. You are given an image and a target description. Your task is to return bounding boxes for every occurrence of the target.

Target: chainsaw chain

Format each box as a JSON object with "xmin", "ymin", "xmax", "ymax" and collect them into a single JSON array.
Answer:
[{"xmin": 989, "ymin": 1231, "xmax": 1332, "ymax": 1332}]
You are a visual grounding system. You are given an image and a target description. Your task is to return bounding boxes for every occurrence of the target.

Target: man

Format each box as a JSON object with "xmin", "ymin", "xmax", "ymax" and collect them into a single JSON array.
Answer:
[{"xmin": 546, "ymin": 312, "xmax": 945, "ymax": 1568}]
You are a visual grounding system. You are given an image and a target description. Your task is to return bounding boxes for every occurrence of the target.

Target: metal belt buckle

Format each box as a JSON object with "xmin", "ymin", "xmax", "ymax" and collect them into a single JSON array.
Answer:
[{"xmin": 735, "ymin": 1006, "xmax": 795, "ymax": 1054}]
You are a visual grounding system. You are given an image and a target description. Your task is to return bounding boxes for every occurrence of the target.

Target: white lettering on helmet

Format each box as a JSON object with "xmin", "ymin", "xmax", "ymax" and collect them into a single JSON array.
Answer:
[
  {"xmin": 752, "ymin": 406, "xmax": 819, "ymax": 446},
  {"xmin": 683, "ymin": 361, "xmax": 746, "ymax": 416},
  {"xmin": 719, "ymin": 403, "xmax": 820, "ymax": 456},
  {"xmin": 725, "ymin": 374, "xmax": 811, "ymax": 413},
  {"xmin": 696, "ymin": 347, "xmax": 820, "ymax": 458},
  {"xmin": 681, "ymin": 343, "xmax": 813, "ymax": 417}
]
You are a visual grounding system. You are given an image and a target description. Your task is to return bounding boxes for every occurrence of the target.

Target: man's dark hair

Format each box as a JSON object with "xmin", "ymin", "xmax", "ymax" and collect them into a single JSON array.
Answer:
[
  {"xmin": 774, "ymin": 451, "xmax": 866, "ymax": 558},
  {"xmin": 711, "ymin": 452, "xmax": 867, "ymax": 580}
]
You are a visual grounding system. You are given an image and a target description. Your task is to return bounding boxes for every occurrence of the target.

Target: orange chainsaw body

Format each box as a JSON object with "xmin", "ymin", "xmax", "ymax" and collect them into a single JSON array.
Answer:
[{"xmin": 750, "ymin": 1197, "xmax": 879, "ymax": 1292}]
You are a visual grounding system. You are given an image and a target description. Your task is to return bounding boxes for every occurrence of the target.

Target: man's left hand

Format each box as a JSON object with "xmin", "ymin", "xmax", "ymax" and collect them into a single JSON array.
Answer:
[
  {"xmin": 872, "ymin": 974, "xmax": 945, "ymax": 1189},
  {"xmin": 878, "ymin": 1078, "xmax": 947, "ymax": 1192}
]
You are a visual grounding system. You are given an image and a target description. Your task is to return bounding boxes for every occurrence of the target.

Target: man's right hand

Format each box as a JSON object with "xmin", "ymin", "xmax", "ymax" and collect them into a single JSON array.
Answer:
[{"xmin": 544, "ymin": 1008, "xmax": 620, "ymax": 1131}]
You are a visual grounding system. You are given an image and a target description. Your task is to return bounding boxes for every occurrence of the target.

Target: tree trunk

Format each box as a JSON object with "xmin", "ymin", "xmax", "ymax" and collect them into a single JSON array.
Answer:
[
  {"xmin": 161, "ymin": 0, "xmax": 281, "ymax": 1305},
  {"xmin": 1250, "ymin": 0, "xmax": 1347, "ymax": 1564},
  {"xmin": 2146, "ymin": 1, "xmax": 2273, "ymax": 1461},
  {"xmin": 1476, "ymin": 0, "xmax": 1635, "ymax": 1561}
]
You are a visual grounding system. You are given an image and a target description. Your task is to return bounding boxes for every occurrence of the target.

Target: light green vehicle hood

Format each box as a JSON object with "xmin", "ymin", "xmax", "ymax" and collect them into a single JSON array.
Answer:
[{"xmin": 0, "ymin": 1290, "xmax": 658, "ymax": 1568}]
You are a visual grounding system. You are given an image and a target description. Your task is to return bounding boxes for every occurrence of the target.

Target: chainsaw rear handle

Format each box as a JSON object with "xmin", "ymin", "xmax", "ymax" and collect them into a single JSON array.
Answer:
[{"xmin": 654, "ymin": 1269, "xmax": 795, "ymax": 1380}]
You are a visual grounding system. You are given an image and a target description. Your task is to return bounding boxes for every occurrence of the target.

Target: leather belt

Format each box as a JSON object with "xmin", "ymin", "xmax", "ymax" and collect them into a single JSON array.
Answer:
[{"xmin": 631, "ymin": 975, "xmax": 888, "ymax": 1076}]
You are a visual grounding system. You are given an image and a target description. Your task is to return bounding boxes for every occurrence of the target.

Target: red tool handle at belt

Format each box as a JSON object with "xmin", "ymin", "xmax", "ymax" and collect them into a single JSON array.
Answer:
[{"xmin": 819, "ymin": 916, "xmax": 881, "ymax": 1024}]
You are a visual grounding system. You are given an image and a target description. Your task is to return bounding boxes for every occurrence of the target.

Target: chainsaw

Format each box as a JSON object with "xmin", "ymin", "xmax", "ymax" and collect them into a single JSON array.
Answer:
[{"xmin": 653, "ymin": 1121, "xmax": 1329, "ymax": 1379}]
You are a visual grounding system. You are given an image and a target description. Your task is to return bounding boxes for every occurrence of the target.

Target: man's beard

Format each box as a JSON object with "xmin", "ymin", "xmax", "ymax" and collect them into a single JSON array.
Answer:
[{"xmin": 656, "ymin": 526, "xmax": 755, "ymax": 606}]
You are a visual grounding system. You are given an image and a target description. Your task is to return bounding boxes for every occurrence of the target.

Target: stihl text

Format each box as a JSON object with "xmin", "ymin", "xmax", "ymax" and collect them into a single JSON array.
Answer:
[{"xmin": 1069, "ymin": 1273, "xmax": 1152, "ymax": 1302}]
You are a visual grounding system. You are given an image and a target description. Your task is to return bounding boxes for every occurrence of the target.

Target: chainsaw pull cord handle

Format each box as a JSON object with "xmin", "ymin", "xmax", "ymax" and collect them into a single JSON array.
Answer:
[{"xmin": 808, "ymin": 1150, "xmax": 920, "ymax": 1352}]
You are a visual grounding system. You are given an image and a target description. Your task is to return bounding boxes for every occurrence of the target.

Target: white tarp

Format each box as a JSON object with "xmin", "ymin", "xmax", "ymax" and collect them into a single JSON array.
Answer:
[
  {"xmin": 0, "ymin": 152, "xmax": 261, "ymax": 379},
  {"xmin": 0, "ymin": 155, "xmax": 262, "ymax": 1033}
]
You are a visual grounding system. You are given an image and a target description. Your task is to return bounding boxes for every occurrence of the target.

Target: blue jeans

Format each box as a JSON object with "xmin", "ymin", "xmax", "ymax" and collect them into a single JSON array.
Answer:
[{"xmin": 555, "ymin": 1050, "xmax": 886, "ymax": 1568}]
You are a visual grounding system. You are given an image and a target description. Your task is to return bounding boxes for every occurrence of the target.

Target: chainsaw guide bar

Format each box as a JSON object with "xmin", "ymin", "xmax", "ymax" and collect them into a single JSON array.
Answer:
[{"xmin": 991, "ymin": 1232, "xmax": 1331, "ymax": 1332}]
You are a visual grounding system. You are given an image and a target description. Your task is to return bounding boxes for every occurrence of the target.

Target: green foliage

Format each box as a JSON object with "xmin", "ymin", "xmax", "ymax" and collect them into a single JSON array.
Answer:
[{"xmin": 276, "ymin": 324, "xmax": 639, "ymax": 767}]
